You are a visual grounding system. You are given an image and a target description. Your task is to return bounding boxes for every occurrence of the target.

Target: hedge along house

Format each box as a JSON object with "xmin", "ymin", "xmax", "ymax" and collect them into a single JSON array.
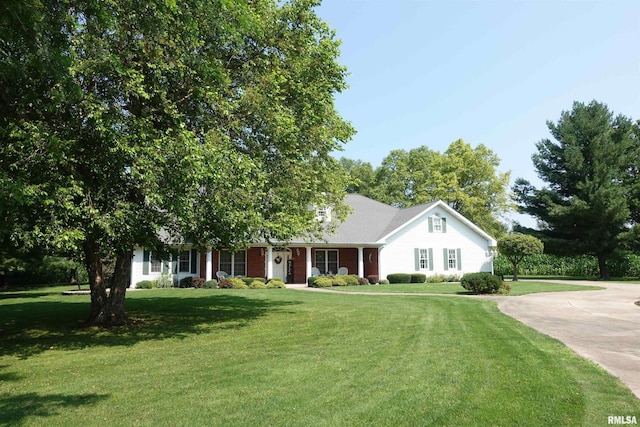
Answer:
[{"xmin": 130, "ymin": 194, "xmax": 497, "ymax": 287}]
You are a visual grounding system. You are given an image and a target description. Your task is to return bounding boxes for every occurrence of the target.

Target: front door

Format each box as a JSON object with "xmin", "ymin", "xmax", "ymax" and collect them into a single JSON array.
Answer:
[{"xmin": 272, "ymin": 250, "xmax": 287, "ymax": 282}]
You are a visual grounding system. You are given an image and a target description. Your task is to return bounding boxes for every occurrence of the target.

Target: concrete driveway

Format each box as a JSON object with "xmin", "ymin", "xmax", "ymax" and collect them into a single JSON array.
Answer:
[{"xmin": 485, "ymin": 280, "xmax": 640, "ymax": 399}]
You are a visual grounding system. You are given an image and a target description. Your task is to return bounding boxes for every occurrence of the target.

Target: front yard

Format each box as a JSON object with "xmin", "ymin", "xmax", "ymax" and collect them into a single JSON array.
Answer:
[{"xmin": 0, "ymin": 286, "xmax": 638, "ymax": 426}]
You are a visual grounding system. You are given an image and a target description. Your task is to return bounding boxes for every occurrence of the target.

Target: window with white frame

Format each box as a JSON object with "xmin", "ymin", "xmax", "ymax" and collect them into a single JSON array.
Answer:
[
  {"xmin": 150, "ymin": 253, "xmax": 162, "ymax": 273},
  {"xmin": 219, "ymin": 250, "xmax": 246, "ymax": 276},
  {"xmin": 419, "ymin": 249, "xmax": 429, "ymax": 269},
  {"xmin": 315, "ymin": 249, "xmax": 338, "ymax": 275},
  {"xmin": 178, "ymin": 251, "xmax": 190, "ymax": 272},
  {"xmin": 448, "ymin": 249, "xmax": 457, "ymax": 270},
  {"xmin": 433, "ymin": 217, "xmax": 442, "ymax": 232}
]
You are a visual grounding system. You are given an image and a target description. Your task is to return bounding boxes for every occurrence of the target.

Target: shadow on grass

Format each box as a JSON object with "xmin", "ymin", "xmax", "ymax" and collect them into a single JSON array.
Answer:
[
  {"xmin": 0, "ymin": 392, "xmax": 108, "ymax": 427},
  {"xmin": 0, "ymin": 293, "xmax": 301, "ymax": 359},
  {"xmin": 0, "ymin": 292, "xmax": 52, "ymax": 300}
]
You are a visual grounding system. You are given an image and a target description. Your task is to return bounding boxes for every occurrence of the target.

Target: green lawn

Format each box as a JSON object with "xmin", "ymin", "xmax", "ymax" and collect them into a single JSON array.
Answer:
[
  {"xmin": 332, "ymin": 281, "xmax": 605, "ymax": 295},
  {"xmin": 1, "ymin": 286, "xmax": 638, "ymax": 426}
]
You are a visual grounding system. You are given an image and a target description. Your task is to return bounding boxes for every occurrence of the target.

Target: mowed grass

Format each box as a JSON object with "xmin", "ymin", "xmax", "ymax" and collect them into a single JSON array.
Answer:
[
  {"xmin": 1, "ymin": 287, "xmax": 638, "ymax": 426},
  {"xmin": 332, "ymin": 281, "xmax": 605, "ymax": 295}
]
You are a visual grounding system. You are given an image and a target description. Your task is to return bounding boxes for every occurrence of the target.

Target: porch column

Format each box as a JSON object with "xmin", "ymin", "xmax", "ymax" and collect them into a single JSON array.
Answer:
[
  {"xmin": 266, "ymin": 246, "xmax": 273, "ymax": 279},
  {"xmin": 206, "ymin": 248, "xmax": 213, "ymax": 281},
  {"xmin": 306, "ymin": 246, "xmax": 312, "ymax": 279},
  {"xmin": 357, "ymin": 247, "xmax": 364, "ymax": 278}
]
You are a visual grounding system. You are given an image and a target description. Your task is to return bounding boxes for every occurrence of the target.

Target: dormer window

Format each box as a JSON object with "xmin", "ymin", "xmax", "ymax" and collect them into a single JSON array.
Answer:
[
  {"xmin": 316, "ymin": 207, "xmax": 331, "ymax": 222},
  {"xmin": 428, "ymin": 215, "xmax": 446, "ymax": 233}
]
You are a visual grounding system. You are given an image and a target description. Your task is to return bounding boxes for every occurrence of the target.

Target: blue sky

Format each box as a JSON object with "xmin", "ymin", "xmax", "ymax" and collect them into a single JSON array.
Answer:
[{"xmin": 315, "ymin": 0, "xmax": 640, "ymax": 227}]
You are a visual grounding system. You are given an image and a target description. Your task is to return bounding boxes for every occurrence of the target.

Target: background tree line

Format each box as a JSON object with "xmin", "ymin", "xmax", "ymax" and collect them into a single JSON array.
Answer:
[{"xmin": 339, "ymin": 138, "xmax": 512, "ymax": 239}]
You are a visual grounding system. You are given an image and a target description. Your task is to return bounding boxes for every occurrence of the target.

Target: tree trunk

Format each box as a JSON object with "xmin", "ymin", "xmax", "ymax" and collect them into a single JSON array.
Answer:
[
  {"xmin": 85, "ymin": 241, "xmax": 132, "ymax": 327},
  {"xmin": 597, "ymin": 253, "xmax": 610, "ymax": 280},
  {"xmin": 512, "ymin": 262, "xmax": 519, "ymax": 281},
  {"xmin": 84, "ymin": 241, "xmax": 108, "ymax": 323}
]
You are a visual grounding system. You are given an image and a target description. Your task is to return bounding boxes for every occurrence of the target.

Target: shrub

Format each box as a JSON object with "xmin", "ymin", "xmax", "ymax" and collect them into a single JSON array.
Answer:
[
  {"xmin": 203, "ymin": 279, "xmax": 218, "ymax": 289},
  {"xmin": 387, "ymin": 273, "xmax": 411, "ymax": 284},
  {"xmin": 218, "ymin": 278, "xmax": 233, "ymax": 289},
  {"xmin": 249, "ymin": 280, "xmax": 268, "ymax": 289},
  {"xmin": 379, "ymin": 279, "xmax": 390, "ymax": 285},
  {"xmin": 498, "ymin": 281, "xmax": 512, "ymax": 295},
  {"xmin": 229, "ymin": 278, "xmax": 248, "ymax": 289},
  {"xmin": 333, "ymin": 276, "xmax": 347, "ymax": 286},
  {"xmin": 367, "ymin": 275, "xmax": 379, "ymax": 284},
  {"xmin": 410, "ymin": 273, "xmax": 426, "ymax": 283},
  {"xmin": 337, "ymin": 274, "xmax": 359, "ymax": 286},
  {"xmin": 179, "ymin": 276, "xmax": 194, "ymax": 288},
  {"xmin": 192, "ymin": 278, "xmax": 205, "ymax": 288},
  {"xmin": 307, "ymin": 276, "xmax": 319, "ymax": 287},
  {"xmin": 242, "ymin": 277, "xmax": 266, "ymax": 286},
  {"xmin": 312, "ymin": 277, "xmax": 333, "ymax": 288},
  {"xmin": 444, "ymin": 274, "xmax": 461, "ymax": 282},
  {"xmin": 156, "ymin": 273, "xmax": 173, "ymax": 288},
  {"xmin": 426, "ymin": 274, "xmax": 446, "ymax": 283},
  {"xmin": 136, "ymin": 280, "xmax": 156, "ymax": 289},
  {"xmin": 460, "ymin": 272, "xmax": 504, "ymax": 294},
  {"xmin": 267, "ymin": 279, "xmax": 286, "ymax": 289},
  {"xmin": 358, "ymin": 277, "xmax": 369, "ymax": 285}
]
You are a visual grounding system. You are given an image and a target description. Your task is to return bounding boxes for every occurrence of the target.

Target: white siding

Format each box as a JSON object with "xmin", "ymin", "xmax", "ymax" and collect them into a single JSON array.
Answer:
[
  {"xmin": 130, "ymin": 247, "xmax": 201, "ymax": 288},
  {"xmin": 379, "ymin": 207, "xmax": 493, "ymax": 279}
]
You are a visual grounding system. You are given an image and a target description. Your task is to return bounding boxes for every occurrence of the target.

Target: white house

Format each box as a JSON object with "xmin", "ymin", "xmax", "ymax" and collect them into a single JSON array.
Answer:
[{"xmin": 130, "ymin": 194, "xmax": 497, "ymax": 286}]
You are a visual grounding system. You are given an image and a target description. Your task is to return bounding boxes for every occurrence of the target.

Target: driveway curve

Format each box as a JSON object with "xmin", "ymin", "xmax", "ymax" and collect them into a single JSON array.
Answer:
[{"xmin": 484, "ymin": 280, "xmax": 640, "ymax": 399}]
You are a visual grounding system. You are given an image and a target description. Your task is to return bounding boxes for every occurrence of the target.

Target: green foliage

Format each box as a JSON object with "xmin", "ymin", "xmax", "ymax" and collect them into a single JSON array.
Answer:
[
  {"xmin": 230, "ymin": 278, "xmax": 249, "ymax": 289},
  {"xmin": 493, "ymin": 252, "xmax": 640, "ymax": 278},
  {"xmin": 513, "ymin": 101, "xmax": 639, "ymax": 280},
  {"xmin": 249, "ymin": 281, "xmax": 268, "ymax": 289},
  {"xmin": 338, "ymin": 275, "xmax": 360, "ymax": 286},
  {"xmin": 266, "ymin": 279, "xmax": 285, "ymax": 289},
  {"xmin": 369, "ymin": 140, "xmax": 511, "ymax": 238},
  {"xmin": 218, "ymin": 278, "xmax": 249, "ymax": 289},
  {"xmin": 135, "ymin": 280, "xmax": 156, "ymax": 289},
  {"xmin": 179, "ymin": 277, "xmax": 194, "ymax": 288},
  {"xmin": 311, "ymin": 277, "xmax": 333, "ymax": 288},
  {"xmin": 242, "ymin": 278, "xmax": 266, "ymax": 286},
  {"xmin": 410, "ymin": 273, "xmax": 427, "ymax": 283},
  {"xmin": 498, "ymin": 234, "xmax": 544, "ymax": 280},
  {"xmin": 379, "ymin": 279, "xmax": 390, "ymax": 285},
  {"xmin": 203, "ymin": 280, "xmax": 218, "ymax": 289},
  {"xmin": 358, "ymin": 277, "xmax": 369, "ymax": 285},
  {"xmin": 426, "ymin": 274, "xmax": 446, "ymax": 283},
  {"xmin": 156, "ymin": 273, "xmax": 173, "ymax": 289},
  {"xmin": 460, "ymin": 273, "xmax": 504, "ymax": 294},
  {"xmin": 332, "ymin": 276, "xmax": 347, "ymax": 286},
  {"xmin": 387, "ymin": 273, "xmax": 412, "ymax": 284},
  {"xmin": 0, "ymin": 0, "xmax": 354, "ymax": 323}
]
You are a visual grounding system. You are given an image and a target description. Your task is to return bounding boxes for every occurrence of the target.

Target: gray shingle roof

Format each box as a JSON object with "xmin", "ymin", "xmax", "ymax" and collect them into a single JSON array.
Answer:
[{"xmin": 319, "ymin": 194, "xmax": 438, "ymax": 244}]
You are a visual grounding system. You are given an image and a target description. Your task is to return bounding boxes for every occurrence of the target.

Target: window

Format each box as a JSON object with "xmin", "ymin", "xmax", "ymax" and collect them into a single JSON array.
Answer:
[
  {"xmin": 429, "ymin": 216, "xmax": 446, "ymax": 233},
  {"xmin": 448, "ymin": 249, "xmax": 457, "ymax": 270},
  {"xmin": 179, "ymin": 251, "xmax": 190, "ymax": 272},
  {"xmin": 316, "ymin": 207, "xmax": 331, "ymax": 222},
  {"xmin": 219, "ymin": 250, "xmax": 246, "ymax": 276},
  {"xmin": 150, "ymin": 253, "xmax": 162, "ymax": 273},
  {"xmin": 315, "ymin": 249, "xmax": 338, "ymax": 275},
  {"xmin": 415, "ymin": 248, "xmax": 433, "ymax": 271},
  {"xmin": 419, "ymin": 249, "xmax": 429, "ymax": 269}
]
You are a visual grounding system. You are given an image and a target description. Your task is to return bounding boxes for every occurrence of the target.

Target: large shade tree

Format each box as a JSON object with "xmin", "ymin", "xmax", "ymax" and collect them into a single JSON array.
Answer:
[
  {"xmin": 0, "ymin": 0, "xmax": 354, "ymax": 325},
  {"xmin": 371, "ymin": 139, "xmax": 511, "ymax": 238},
  {"xmin": 513, "ymin": 101, "xmax": 639, "ymax": 280}
]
